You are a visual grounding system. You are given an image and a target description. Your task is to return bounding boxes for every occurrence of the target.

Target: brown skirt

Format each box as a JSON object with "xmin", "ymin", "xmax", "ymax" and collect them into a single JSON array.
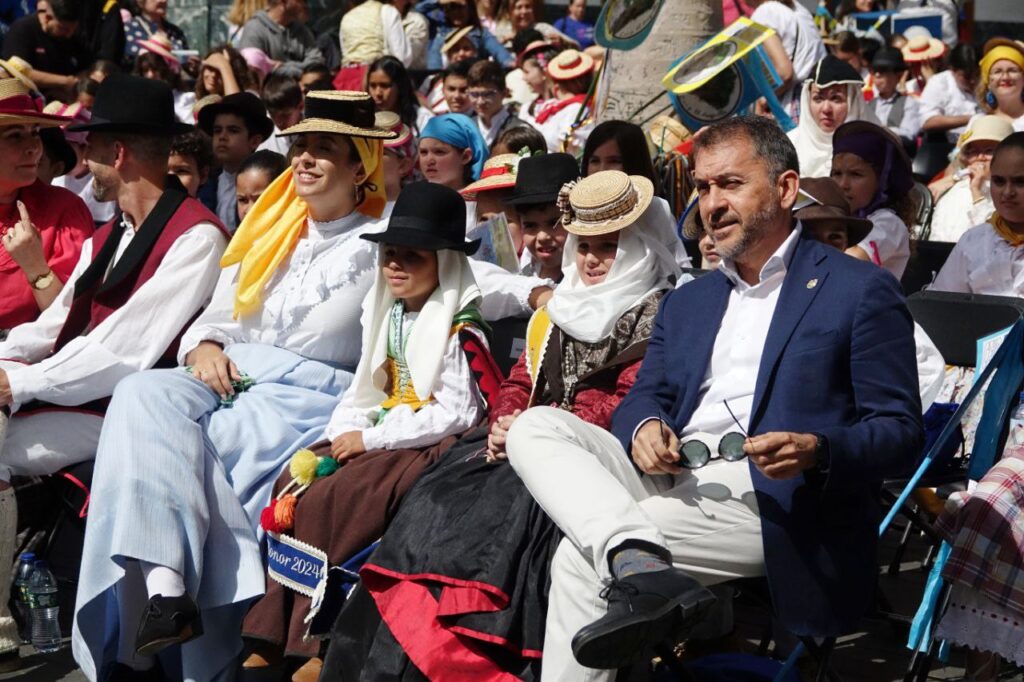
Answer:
[{"xmin": 242, "ymin": 431, "xmax": 465, "ymax": 658}]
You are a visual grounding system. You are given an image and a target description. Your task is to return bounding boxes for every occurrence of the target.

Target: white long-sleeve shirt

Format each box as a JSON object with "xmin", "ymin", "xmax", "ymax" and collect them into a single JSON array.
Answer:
[
  {"xmin": 873, "ymin": 92, "xmax": 924, "ymax": 142},
  {"xmin": 180, "ymin": 212, "xmax": 387, "ymax": 368},
  {"xmin": 0, "ymin": 220, "xmax": 227, "ymax": 407},
  {"xmin": 930, "ymin": 222, "xmax": 1024, "ymax": 296},
  {"xmin": 919, "ymin": 71, "xmax": 982, "ymax": 144},
  {"xmin": 323, "ymin": 313, "xmax": 484, "ymax": 448},
  {"xmin": 929, "ymin": 179, "xmax": 994, "ymax": 243},
  {"xmin": 857, "ymin": 208, "xmax": 911, "ymax": 280}
]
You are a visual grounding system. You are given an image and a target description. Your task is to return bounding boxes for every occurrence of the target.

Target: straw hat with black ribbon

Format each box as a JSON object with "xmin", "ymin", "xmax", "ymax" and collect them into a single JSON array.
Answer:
[
  {"xmin": 280, "ymin": 90, "xmax": 399, "ymax": 139},
  {"xmin": 0, "ymin": 79, "xmax": 71, "ymax": 128},
  {"xmin": 557, "ymin": 170, "xmax": 654, "ymax": 236},
  {"xmin": 442, "ymin": 26, "xmax": 475, "ymax": 56}
]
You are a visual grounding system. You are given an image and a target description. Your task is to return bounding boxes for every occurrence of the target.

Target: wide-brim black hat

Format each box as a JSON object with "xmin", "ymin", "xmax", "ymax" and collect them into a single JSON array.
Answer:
[
  {"xmin": 871, "ymin": 46, "xmax": 907, "ymax": 72},
  {"xmin": 197, "ymin": 91, "xmax": 274, "ymax": 141},
  {"xmin": 363, "ymin": 182, "xmax": 479, "ymax": 254},
  {"xmin": 68, "ymin": 73, "xmax": 192, "ymax": 136},
  {"xmin": 505, "ymin": 153, "xmax": 581, "ymax": 206}
]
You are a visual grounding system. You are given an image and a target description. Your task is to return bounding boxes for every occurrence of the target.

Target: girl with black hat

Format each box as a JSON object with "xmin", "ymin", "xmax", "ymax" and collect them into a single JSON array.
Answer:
[
  {"xmin": 240, "ymin": 181, "xmax": 496, "ymax": 679},
  {"xmin": 830, "ymin": 120, "xmax": 916, "ymax": 279},
  {"xmin": 319, "ymin": 169, "xmax": 682, "ymax": 682}
]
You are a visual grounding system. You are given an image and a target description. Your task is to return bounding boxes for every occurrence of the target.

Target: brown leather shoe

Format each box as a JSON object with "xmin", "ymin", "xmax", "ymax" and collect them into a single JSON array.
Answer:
[{"xmin": 291, "ymin": 656, "xmax": 322, "ymax": 682}]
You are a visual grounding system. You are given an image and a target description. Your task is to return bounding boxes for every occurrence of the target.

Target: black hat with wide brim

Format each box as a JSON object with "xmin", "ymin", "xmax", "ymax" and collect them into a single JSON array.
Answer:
[
  {"xmin": 505, "ymin": 153, "xmax": 581, "ymax": 206},
  {"xmin": 363, "ymin": 182, "xmax": 480, "ymax": 254},
  {"xmin": 198, "ymin": 91, "xmax": 274, "ymax": 141},
  {"xmin": 67, "ymin": 73, "xmax": 192, "ymax": 136}
]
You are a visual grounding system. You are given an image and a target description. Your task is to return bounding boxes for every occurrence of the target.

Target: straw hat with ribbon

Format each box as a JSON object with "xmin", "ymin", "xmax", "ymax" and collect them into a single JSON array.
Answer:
[
  {"xmin": 558, "ymin": 170, "xmax": 653, "ymax": 236},
  {"xmin": 0, "ymin": 56, "xmax": 37, "ymax": 92},
  {"xmin": 42, "ymin": 101, "xmax": 91, "ymax": 146},
  {"xmin": 460, "ymin": 153, "xmax": 521, "ymax": 199},
  {"xmin": 516, "ymin": 39, "xmax": 555, "ymax": 68},
  {"xmin": 222, "ymin": 91, "xmax": 398, "ymax": 318},
  {"xmin": 901, "ymin": 34, "xmax": 945, "ymax": 63},
  {"xmin": 547, "ymin": 49, "xmax": 595, "ymax": 82},
  {"xmin": 648, "ymin": 114, "xmax": 690, "ymax": 153},
  {"xmin": 192, "ymin": 93, "xmax": 222, "ymax": 120},
  {"xmin": 137, "ymin": 32, "xmax": 181, "ymax": 73},
  {"xmin": 442, "ymin": 26, "xmax": 475, "ymax": 56},
  {"xmin": 0, "ymin": 79, "xmax": 70, "ymax": 128}
]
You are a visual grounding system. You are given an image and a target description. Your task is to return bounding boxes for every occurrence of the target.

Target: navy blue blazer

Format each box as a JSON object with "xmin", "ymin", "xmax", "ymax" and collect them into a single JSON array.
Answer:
[{"xmin": 611, "ymin": 233, "xmax": 923, "ymax": 637}]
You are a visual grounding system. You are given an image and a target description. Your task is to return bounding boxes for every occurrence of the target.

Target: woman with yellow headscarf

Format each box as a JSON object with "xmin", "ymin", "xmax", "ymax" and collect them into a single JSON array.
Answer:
[
  {"xmin": 976, "ymin": 38, "xmax": 1024, "ymax": 132},
  {"xmin": 72, "ymin": 91, "xmax": 402, "ymax": 682}
]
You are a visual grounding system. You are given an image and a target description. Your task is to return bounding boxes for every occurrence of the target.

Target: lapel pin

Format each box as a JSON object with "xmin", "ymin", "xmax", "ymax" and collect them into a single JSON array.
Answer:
[{"xmin": 806, "ymin": 278, "xmax": 818, "ymax": 289}]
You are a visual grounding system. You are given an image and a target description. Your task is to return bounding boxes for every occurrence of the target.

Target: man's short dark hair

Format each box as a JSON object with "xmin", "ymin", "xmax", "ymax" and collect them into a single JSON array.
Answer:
[
  {"xmin": 262, "ymin": 73, "xmax": 303, "ymax": 113},
  {"xmin": 443, "ymin": 59, "xmax": 474, "ymax": 83},
  {"xmin": 94, "ymin": 132, "xmax": 173, "ymax": 167},
  {"xmin": 48, "ymin": 0, "xmax": 81, "ymax": 22},
  {"xmin": 467, "ymin": 60, "xmax": 505, "ymax": 89},
  {"xmin": 170, "ymin": 131, "xmax": 214, "ymax": 173},
  {"xmin": 692, "ymin": 116, "xmax": 799, "ymax": 181},
  {"xmin": 301, "ymin": 62, "xmax": 331, "ymax": 79}
]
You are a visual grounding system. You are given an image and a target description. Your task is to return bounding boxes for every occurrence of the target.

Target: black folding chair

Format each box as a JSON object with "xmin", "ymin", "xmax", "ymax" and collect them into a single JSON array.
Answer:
[
  {"xmin": 900, "ymin": 241, "xmax": 953, "ymax": 296},
  {"xmin": 487, "ymin": 316, "xmax": 529, "ymax": 378}
]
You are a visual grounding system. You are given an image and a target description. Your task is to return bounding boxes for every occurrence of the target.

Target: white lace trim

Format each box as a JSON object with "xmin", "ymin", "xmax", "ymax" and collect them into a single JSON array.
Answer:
[{"xmin": 936, "ymin": 588, "xmax": 1024, "ymax": 667}]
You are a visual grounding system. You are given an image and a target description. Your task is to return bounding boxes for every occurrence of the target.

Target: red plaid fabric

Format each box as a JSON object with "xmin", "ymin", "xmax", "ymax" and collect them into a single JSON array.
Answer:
[{"xmin": 936, "ymin": 446, "xmax": 1024, "ymax": 617}]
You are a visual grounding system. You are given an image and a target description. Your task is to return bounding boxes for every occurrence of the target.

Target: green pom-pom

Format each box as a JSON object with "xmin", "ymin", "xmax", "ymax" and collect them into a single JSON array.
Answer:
[
  {"xmin": 316, "ymin": 456, "xmax": 339, "ymax": 477},
  {"xmin": 289, "ymin": 449, "xmax": 319, "ymax": 486}
]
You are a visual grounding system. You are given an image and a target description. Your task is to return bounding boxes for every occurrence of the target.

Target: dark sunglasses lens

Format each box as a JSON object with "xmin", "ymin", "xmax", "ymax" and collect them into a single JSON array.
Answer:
[
  {"xmin": 720, "ymin": 433, "xmax": 747, "ymax": 461},
  {"xmin": 680, "ymin": 441, "xmax": 710, "ymax": 469}
]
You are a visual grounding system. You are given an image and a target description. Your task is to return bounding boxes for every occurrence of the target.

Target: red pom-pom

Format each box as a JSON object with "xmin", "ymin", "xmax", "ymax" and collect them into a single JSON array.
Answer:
[
  {"xmin": 275, "ymin": 495, "xmax": 298, "ymax": 531},
  {"xmin": 260, "ymin": 499, "xmax": 283, "ymax": 533}
]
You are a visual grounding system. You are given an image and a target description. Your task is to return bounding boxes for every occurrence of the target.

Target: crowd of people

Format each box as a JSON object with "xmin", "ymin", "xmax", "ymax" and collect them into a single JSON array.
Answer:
[{"xmin": 0, "ymin": 0, "xmax": 1018, "ymax": 681}]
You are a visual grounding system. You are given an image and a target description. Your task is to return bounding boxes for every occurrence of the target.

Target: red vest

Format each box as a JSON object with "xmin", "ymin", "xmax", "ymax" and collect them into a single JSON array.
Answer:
[{"xmin": 54, "ymin": 190, "xmax": 227, "ymax": 368}]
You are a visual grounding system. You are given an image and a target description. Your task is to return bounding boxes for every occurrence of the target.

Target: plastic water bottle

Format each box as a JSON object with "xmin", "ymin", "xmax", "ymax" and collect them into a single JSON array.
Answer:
[
  {"xmin": 13, "ymin": 552, "xmax": 35, "ymax": 642},
  {"xmin": 1010, "ymin": 392, "xmax": 1024, "ymax": 447},
  {"xmin": 26, "ymin": 560, "xmax": 61, "ymax": 653}
]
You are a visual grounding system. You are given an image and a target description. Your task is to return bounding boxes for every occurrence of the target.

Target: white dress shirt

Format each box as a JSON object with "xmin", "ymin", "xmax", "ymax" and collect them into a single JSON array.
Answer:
[
  {"xmin": 929, "ymin": 178, "xmax": 994, "ymax": 243},
  {"xmin": 919, "ymin": 71, "xmax": 983, "ymax": 144},
  {"xmin": 857, "ymin": 208, "xmax": 911, "ymax": 280},
  {"xmin": 930, "ymin": 222, "xmax": 1024, "ymax": 296},
  {"xmin": 257, "ymin": 126, "xmax": 292, "ymax": 157},
  {"xmin": 531, "ymin": 101, "xmax": 593, "ymax": 154},
  {"xmin": 0, "ymin": 220, "xmax": 227, "ymax": 407},
  {"xmin": 180, "ymin": 212, "xmax": 386, "ymax": 368},
  {"xmin": 874, "ymin": 92, "xmax": 924, "ymax": 141},
  {"xmin": 681, "ymin": 226, "xmax": 802, "ymax": 440},
  {"xmin": 323, "ymin": 312, "xmax": 484, "ymax": 448},
  {"xmin": 216, "ymin": 170, "xmax": 238, "ymax": 233}
]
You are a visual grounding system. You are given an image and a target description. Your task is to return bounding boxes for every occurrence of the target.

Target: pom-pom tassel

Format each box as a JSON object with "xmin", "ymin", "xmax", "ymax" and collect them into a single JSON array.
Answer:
[
  {"xmin": 260, "ymin": 498, "xmax": 283, "ymax": 533},
  {"xmin": 289, "ymin": 448, "xmax": 319, "ymax": 486},
  {"xmin": 275, "ymin": 494, "xmax": 298, "ymax": 531},
  {"xmin": 316, "ymin": 456, "xmax": 338, "ymax": 478}
]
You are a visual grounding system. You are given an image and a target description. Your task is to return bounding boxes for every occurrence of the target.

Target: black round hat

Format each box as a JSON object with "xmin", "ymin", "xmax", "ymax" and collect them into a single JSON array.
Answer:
[
  {"xmin": 363, "ymin": 182, "xmax": 480, "ymax": 254},
  {"xmin": 67, "ymin": 73, "xmax": 192, "ymax": 136}
]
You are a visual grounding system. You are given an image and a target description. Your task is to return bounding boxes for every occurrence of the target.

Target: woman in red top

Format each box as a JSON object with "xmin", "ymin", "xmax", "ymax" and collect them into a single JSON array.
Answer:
[
  {"xmin": 0, "ymin": 79, "xmax": 94, "ymax": 336},
  {"xmin": 321, "ymin": 171, "xmax": 682, "ymax": 681}
]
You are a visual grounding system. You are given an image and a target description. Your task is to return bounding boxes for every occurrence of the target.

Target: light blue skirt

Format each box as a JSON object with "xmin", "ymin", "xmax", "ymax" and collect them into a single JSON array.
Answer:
[{"xmin": 72, "ymin": 343, "xmax": 353, "ymax": 682}]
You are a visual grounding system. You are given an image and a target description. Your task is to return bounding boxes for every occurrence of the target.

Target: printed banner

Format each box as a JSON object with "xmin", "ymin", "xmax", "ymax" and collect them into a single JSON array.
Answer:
[
  {"xmin": 267, "ymin": 532, "xmax": 328, "ymax": 598},
  {"xmin": 594, "ymin": 0, "xmax": 666, "ymax": 50}
]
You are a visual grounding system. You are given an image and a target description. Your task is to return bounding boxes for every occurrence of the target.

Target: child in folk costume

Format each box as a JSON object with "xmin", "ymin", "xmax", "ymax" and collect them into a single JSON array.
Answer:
[
  {"xmin": 241, "ymin": 181, "xmax": 501, "ymax": 679},
  {"xmin": 321, "ymin": 170, "xmax": 682, "ymax": 681}
]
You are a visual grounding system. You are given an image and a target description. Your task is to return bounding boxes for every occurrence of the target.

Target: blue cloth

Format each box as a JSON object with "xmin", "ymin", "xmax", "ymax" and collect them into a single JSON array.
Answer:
[
  {"xmin": 612, "ymin": 234, "xmax": 923, "ymax": 637},
  {"xmin": 420, "ymin": 113, "xmax": 489, "ymax": 181},
  {"xmin": 553, "ymin": 16, "xmax": 595, "ymax": 49},
  {"xmin": 72, "ymin": 343, "xmax": 354, "ymax": 682}
]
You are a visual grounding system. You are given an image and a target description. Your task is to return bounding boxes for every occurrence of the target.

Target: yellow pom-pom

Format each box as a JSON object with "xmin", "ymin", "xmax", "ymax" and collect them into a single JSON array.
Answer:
[{"xmin": 289, "ymin": 449, "xmax": 318, "ymax": 486}]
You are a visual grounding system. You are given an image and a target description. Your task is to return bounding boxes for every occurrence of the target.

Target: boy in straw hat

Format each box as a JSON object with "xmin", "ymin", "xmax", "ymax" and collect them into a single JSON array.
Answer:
[{"xmin": 527, "ymin": 48, "xmax": 595, "ymax": 153}]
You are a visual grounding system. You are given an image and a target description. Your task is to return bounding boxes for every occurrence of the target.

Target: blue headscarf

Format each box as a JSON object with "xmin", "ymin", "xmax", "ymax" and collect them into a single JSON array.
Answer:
[{"xmin": 420, "ymin": 113, "xmax": 488, "ymax": 182}]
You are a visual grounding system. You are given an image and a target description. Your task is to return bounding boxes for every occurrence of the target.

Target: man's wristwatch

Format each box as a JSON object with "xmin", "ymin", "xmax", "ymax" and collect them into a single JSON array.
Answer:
[
  {"xmin": 30, "ymin": 270, "xmax": 55, "ymax": 291},
  {"xmin": 813, "ymin": 433, "xmax": 830, "ymax": 474}
]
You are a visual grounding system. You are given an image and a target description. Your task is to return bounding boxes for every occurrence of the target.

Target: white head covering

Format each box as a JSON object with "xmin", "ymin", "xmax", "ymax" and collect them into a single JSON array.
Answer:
[
  {"xmin": 546, "ymin": 210, "xmax": 682, "ymax": 344},
  {"xmin": 788, "ymin": 82, "xmax": 879, "ymax": 178},
  {"xmin": 348, "ymin": 249, "xmax": 482, "ymax": 409}
]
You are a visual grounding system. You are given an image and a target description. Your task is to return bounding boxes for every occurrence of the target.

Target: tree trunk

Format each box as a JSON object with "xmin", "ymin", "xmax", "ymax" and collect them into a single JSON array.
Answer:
[{"xmin": 598, "ymin": 0, "xmax": 723, "ymax": 123}]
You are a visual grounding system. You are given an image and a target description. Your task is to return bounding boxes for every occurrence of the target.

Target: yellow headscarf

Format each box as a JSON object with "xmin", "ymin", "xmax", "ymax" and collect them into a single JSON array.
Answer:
[
  {"xmin": 992, "ymin": 212, "xmax": 1024, "ymax": 247},
  {"xmin": 980, "ymin": 46, "xmax": 1024, "ymax": 88},
  {"xmin": 220, "ymin": 136, "xmax": 386, "ymax": 318}
]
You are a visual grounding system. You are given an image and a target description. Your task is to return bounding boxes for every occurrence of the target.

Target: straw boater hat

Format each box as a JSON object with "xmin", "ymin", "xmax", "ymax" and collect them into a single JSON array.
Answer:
[
  {"xmin": 558, "ymin": 170, "xmax": 654, "ymax": 236},
  {"xmin": 516, "ymin": 39, "xmax": 554, "ymax": 68},
  {"xmin": 901, "ymin": 34, "xmax": 945, "ymax": 63},
  {"xmin": 648, "ymin": 114, "xmax": 690, "ymax": 153},
  {"xmin": 280, "ymin": 91, "xmax": 398, "ymax": 139},
  {"xmin": 137, "ymin": 32, "xmax": 180, "ymax": 72},
  {"xmin": 0, "ymin": 56, "xmax": 36, "ymax": 92},
  {"xmin": 547, "ymin": 49, "xmax": 595, "ymax": 82},
  {"xmin": 192, "ymin": 93, "xmax": 222, "ymax": 119},
  {"xmin": 794, "ymin": 177, "xmax": 873, "ymax": 245},
  {"xmin": 442, "ymin": 26, "xmax": 475, "ymax": 55},
  {"xmin": 42, "ymin": 100, "xmax": 90, "ymax": 145},
  {"xmin": 460, "ymin": 153, "xmax": 521, "ymax": 199},
  {"xmin": 0, "ymin": 79, "xmax": 70, "ymax": 128}
]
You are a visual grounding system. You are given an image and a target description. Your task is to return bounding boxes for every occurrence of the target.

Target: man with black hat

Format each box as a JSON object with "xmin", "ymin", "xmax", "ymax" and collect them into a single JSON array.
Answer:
[
  {"xmin": 0, "ymin": 73, "xmax": 229, "ymax": 675},
  {"xmin": 871, "ymin": 46, "xmax": 923, "ymax": 150},
  {"xmin": 197, "ymin": 92, "xmax": 273, "ymax": 232}
]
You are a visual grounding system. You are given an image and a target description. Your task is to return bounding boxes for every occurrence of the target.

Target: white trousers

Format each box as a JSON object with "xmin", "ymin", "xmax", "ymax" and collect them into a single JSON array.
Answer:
[
  {"xmin": 0, "ymin": 411, "xmax": 104, "ymax": 483},
  {"xmin": 506, "ymin": 407, "xmax": 766, "ymax": 682}
]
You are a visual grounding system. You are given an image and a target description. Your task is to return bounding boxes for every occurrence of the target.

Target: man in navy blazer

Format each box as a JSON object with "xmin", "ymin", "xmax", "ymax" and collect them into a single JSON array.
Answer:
[{"xmin": 506, "ymin": 116, "xmax": 923, "ymax": 679}]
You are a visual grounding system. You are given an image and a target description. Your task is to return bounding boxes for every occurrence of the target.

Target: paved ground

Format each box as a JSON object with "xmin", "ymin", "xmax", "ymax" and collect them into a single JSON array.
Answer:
[{"xmin": 2, "ymin": 529, "xmax": 1022, "ymax": 681}]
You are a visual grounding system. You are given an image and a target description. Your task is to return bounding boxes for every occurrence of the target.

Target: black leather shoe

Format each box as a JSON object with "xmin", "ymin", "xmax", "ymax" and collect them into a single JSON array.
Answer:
[
  {"xmin": 134, "ymin": 594, "xmax": 203, "ymax": 658},
  {"xmin": 571, "ymin": 568, "xmax": 716, "ymax": 670}
]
